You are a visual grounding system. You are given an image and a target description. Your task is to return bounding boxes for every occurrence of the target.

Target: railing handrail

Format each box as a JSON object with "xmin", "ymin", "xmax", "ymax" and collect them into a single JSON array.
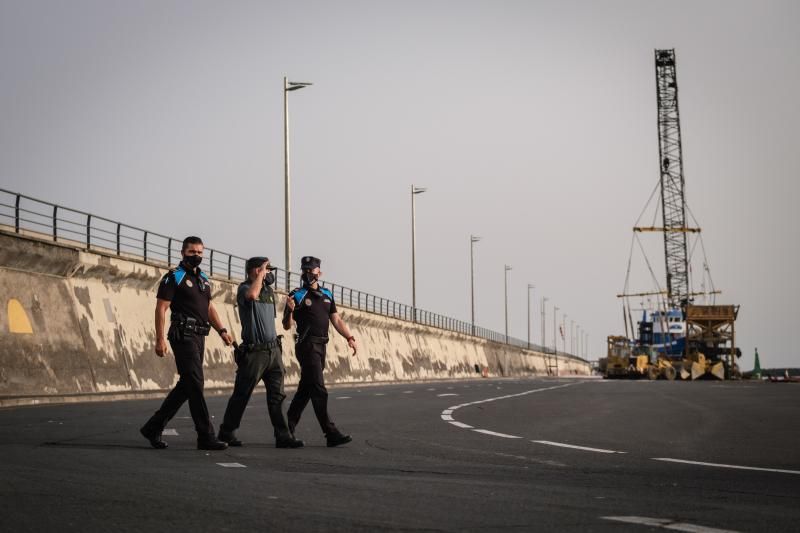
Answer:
[{"xmin": 0, "ymin": 188, "xmax": 588, "ymax": 363}]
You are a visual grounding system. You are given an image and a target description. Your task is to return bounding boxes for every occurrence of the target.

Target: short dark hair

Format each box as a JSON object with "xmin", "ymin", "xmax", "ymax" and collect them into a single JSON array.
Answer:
[
  {"xmin": 245, "ymin": 256, "xmax": 269, "ymax": 273},
  {"xmin": 181, "ymin": 236, "xmax": 204, "ymax": 251}
]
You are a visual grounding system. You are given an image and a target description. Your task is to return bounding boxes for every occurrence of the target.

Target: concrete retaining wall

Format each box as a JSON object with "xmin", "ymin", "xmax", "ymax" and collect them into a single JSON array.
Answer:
[{"xmin": 0, "ymin": 231, "xmax": 590, "ymax": 405}]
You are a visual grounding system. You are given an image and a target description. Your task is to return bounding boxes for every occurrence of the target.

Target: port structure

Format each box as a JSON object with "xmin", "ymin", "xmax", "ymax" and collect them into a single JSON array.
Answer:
[{"xmin": 654, "ymin": 49, "xmax": 691, "ymax": 309}]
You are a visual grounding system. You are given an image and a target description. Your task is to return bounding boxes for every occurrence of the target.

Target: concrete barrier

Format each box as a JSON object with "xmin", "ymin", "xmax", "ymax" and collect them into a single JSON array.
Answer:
[{"xmin": 0, "ymin": 230, "xmax": 590, "ymax": 405}]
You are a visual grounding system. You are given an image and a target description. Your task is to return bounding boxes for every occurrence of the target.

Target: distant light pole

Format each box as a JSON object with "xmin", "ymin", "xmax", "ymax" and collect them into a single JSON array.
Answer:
[
  {"xmin": 553, "ymin": 306, "xmax": 559, "ymax": 355},
  {"xmin": 527, "ymin": 284, "xmax": 535, "ymax": 349},
  {"xmin": 504, "ymin": 265, "xmax": 512, "ymax": 343},
  {"xmin": 284, "ymin": 76, "xmax": 312, "ymax": 289},
  {"xmin": 541, "ymin": 297, "xmax": 548, "ymax": 353},
  {"xmin": 576, "ymin": 325, "xmax": 581, "ymax": 358},
  {"xmin": 470, "ymin": 235, "xmax": 480, "ymax": 335},
  {"xmin": 562, "ymin": 313, "xmax": 568, "ymax": 354},
  {"xmin": 570, "ymin": 320, "xmax": 575, "ymax": 355},
  {"xmin": 411, "ymin": 185, "xmax": 427, "ymax": 321}
]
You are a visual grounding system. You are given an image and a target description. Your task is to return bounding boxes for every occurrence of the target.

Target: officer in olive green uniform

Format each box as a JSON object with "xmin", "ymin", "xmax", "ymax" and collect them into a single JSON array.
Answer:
[{"xmin": 218, "ymin": 257, "xmax": 303, "ymax": 448}]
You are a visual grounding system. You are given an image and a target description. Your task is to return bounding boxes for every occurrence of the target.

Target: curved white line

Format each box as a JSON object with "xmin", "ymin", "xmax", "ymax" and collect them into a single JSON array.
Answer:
[{"xmin": 441, "ymin": 382, "xmax": 579, "ymax": 438}]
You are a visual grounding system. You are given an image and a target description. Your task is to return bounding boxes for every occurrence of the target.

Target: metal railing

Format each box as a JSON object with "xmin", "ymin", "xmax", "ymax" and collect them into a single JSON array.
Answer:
[{"xmin": 0, "ymin": 188, "xmax": 585, "ymax": 361}]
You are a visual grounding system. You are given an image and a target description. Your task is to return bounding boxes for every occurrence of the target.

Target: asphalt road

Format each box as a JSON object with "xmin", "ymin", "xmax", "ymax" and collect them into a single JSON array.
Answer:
[{"xmin": 1, "ymin": 377, "xmax": 798, "ymax": 532}]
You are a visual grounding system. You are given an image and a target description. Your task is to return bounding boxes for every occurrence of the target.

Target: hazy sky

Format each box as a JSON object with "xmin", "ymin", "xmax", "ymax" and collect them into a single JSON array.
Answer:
[{"xmin": 1, "ymin": 1, "xmax": 798, "ymax": 368}]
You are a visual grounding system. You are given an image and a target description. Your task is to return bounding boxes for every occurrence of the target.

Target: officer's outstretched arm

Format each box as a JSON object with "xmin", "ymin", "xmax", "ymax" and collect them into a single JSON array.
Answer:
[
  {"xmin": 330, "ymin": 313, "xmax": 357, "ymax": 356},
  {"xmin": 208, "ymin": 302, "xmax": 233, "ymax": 346}
]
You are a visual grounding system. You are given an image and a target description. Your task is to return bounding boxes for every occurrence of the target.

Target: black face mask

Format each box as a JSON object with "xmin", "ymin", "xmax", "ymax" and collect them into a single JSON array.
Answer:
[
  {"xmin": 183, "ymin": 255, "xmax": 202, "ymax": 269},
  {"xmin": 263, "ymin": 272, "xmax": 275, "ymax": 286},
  {"xmin": 301, "ymin": 272, "xmax": 318, "ymax": 287}
]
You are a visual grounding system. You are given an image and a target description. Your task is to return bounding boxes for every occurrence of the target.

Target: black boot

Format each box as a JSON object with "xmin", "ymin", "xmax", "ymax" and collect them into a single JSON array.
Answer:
[
  {"xmin": 140, "ymin": 426, "xmax": 168, "ymax": 449},
  {"xmin": 326, "ymin": 431, "xmax": 352, "ymax": 448},
  {"xmin": 218, "ymin": 429, "xmax": 242, "ymax": 447},
  {"xmin": 197, "ymin": 434, "xmax": 228, "ymax": 451},
  {"xmin": 276, "ymin": 435, "xmax": 304, "ymax": 448}
]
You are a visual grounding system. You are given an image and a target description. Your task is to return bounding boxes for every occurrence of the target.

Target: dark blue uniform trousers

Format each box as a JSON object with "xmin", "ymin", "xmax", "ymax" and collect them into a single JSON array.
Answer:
[
  {"xmin": 287, "ymin": 340, "xmax": 337, "ymax": 435},
  {"xmin": 142, "ymin": 332, "xmax": 214, "ymax": 437}
]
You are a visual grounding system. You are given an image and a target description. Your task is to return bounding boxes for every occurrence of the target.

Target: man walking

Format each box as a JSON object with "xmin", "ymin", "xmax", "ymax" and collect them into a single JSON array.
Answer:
[
  {"xmin": 283, "ymin": 256, "xmax": 357, "ymax": 447},
  {"xmin": 217, "ymin": 257, "xmax": 303, "ymax": 448},
  {"xmin": 140, "ymin": 236, "xmax": 232, "ymax": 450}
]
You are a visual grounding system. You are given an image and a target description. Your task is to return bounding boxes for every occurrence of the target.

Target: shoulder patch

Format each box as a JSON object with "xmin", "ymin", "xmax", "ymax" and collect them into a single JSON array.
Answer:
[
  {"xmin": 320, "ymin": 288, "xmax": 333, "ymax": 300},
  {"xmin": 199, "ymin": 271, "xmax": 209, "ymax": 282},
  {"xmin": 173, "ymin": 267, "xmax": 187, "ymax": 286},
  {"xmin": 293, "ymin": 288, "xmax": 308, "ymax": 304}
]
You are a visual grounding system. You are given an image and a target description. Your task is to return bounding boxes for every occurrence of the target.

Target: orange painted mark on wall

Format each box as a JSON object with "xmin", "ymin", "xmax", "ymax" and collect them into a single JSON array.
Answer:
[{"xmin": 8, "ymin": 299, "xmax": 33, "ymax": 334}]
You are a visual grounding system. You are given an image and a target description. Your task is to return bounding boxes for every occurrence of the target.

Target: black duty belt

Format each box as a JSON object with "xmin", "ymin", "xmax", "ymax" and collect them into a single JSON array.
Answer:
[
  {"xmin": 242, "ymin": 337, "xmax": 282, "ymax": 352},
  {"xmin": 296, "ymin": 333, "xmax": 329, "ymax": 345},
  {"xmin": 171, "ymin": 315, "xmax": 211, "ymax": 336}
]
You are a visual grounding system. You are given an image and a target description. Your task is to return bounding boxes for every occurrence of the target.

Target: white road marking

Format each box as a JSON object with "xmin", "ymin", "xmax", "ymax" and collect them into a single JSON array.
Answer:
[
  {"xmin": 374, "ymin": 393, "xmax": 385, "ymax": 396},
  {"xmin": 403, "ymin": 390, "xmax": 414, "ymax": 394},
  {"xmin": 602, "ymin": 516, "xmax": 739, "ymax": 532},
  {"xmin": 217, "ymin": 463, "xmax": 246, "ymax": 468},
  {"xmin": 427, "ymin": 388, "xmax": 436, "ymax": 391},
  {"xmin": 440, "ymin": 382, "xmax": 580, "ymax": 438},
  {"xmin": 437, "ymin": 393, "xmax": 458, "ymax": 397},
  {"xmin": 533, "ymin": 440, "xmax": 627, "ymax": 454},
  {"xmin": 473, "ymin": 429, "xmax": 522, "ymax": 439},
  {"xmin": 653, "ymin": 457, "xmax": 800, "ymax": 476},
  {"xmin": 336, "ymin": 396, "xmax": 352, "ymax": 400},
  {"xmin": 162, "ymin": 428, "xmax": 178, "ymax": 436}
]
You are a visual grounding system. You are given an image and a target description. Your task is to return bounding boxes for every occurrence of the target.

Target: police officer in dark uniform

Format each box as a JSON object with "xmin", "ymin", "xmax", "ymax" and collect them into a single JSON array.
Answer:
[
  {"xmin": 217, "ymin": 256, "xmax": 303, "ymax": 448},
  {"xmin": 283, "ymin": 256, "xmax": 357, "ymax": 447},
  {"xmin": 140, "ymin": 236, "xmax": 233, "ymax": 450}
]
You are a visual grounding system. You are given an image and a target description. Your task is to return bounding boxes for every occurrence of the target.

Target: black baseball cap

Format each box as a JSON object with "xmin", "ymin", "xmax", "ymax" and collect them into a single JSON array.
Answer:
[{"xmin": 300, "ymin": 256, "xmax": 321, "ymax": 270}]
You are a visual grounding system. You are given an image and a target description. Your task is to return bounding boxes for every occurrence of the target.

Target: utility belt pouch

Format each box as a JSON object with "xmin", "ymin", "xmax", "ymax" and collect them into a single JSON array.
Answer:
[
  {"xmin": 171, "ymin": 315, "xmax": 211, "ymax": 337},
  {"xmin": 233, "ymin": 342, "xmax": 245, "ymax": 365}
]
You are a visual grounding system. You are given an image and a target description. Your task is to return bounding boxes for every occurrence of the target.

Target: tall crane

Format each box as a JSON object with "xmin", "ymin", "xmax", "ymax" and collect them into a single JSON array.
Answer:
[{"xmin": 654, "ymin": 49, "xmax": 692, "ymax": 309}]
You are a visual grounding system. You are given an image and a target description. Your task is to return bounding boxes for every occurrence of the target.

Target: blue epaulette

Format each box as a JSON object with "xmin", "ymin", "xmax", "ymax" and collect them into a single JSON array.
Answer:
[
  {"xmin": 292, "ymin": 287, "xmax": 309, "ymax": 304},
  {"xmin": 320, "ymin": 287, "xmax": 333, "ymax": 300},
  {"xmin": 164, "ymin": 265, "xmax": 187, "ymax": 286}
]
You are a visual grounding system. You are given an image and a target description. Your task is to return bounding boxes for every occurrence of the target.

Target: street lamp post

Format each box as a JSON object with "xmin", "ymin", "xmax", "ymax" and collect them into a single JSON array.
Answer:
[
  {"xmin": 470, "ymin": 235, "xmax": 480, "ymax": 335},
  {"xmin": 562, "ymin": 313, "xmax": 568, "ymax": 354},
  {"xmin": 527, "ymin": 284, "xmax": 535, "ymax": 349},
  {"xmin": 411, "ymin": 185, "xmax": 427, "ymax": 321},
  {"xmin": 541, "ymin": 297, "xmax": 548, "ymax": 353},
  {"xmin": 553, "ymin": 306, "xmax": 559, "ymax": 356},
  {"xmin": 504, "ymin": 265, "xmax": 512, "ymax": 343},
  {"xmin": 284, "ymin": 76, "xmax": 312, "ymax": 289},
  {"xmin": 570, "ymin": 319, "xmax": 575, "ymax": 355}
]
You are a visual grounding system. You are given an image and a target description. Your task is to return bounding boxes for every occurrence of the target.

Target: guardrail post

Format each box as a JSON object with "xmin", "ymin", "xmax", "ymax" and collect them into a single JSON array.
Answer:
[
  {"xmin": 209, "ymin": 249, "xmax": 214, "ymax": 276},
  {"xmin": 166, "ymin": 237, "xmax": 171, "ymax": 264},
  {"xmin": 117, "ymin": 224, "xmax": 122, "ymax": 255},
  {"xmin": 86, "ymin": 214, "xmax": 91, "ymax": 250},
  {"xmin": 227, "ymin": 255, "xmax": 232, "ymax": 280},
  {"xmin": 143, "ymin": 231, "xmax": 148, "ymax": 262},
  {"xmin": 14, "ymin": 194, "xmax": 20, "ymax": 233}
]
